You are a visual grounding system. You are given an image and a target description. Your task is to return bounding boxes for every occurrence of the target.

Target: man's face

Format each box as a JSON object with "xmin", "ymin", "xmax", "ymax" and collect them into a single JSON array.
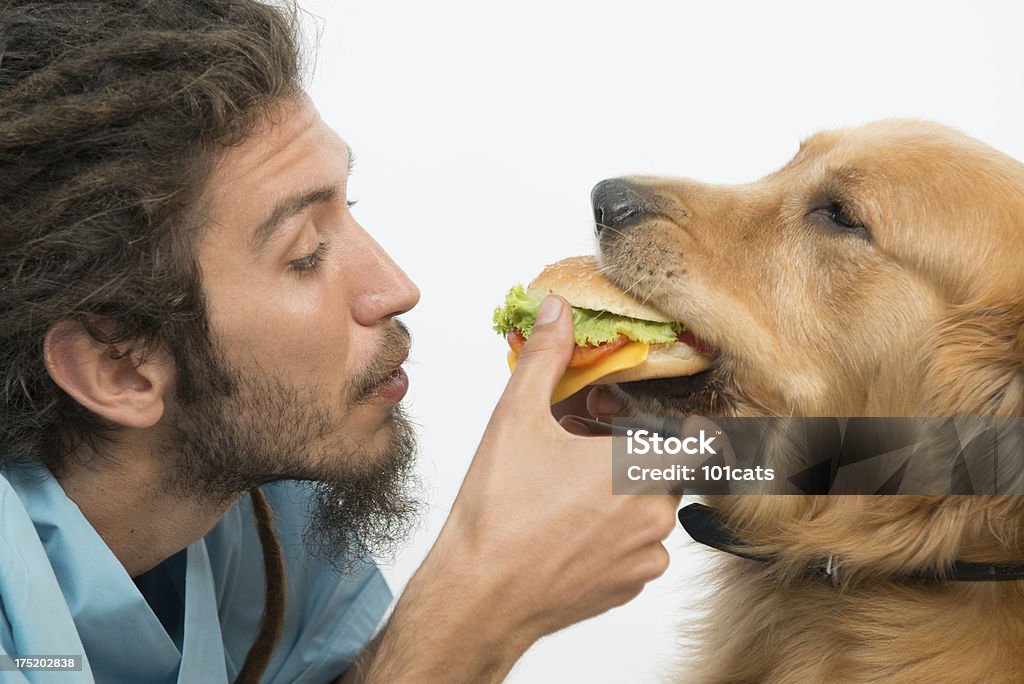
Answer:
[
  {"xmin": 161, "ymin": 94, "xmax": 422, "ymax": 564},
  {"xmin": 199, "ymin": 94, "xmax": 420, "ymax": 454}
]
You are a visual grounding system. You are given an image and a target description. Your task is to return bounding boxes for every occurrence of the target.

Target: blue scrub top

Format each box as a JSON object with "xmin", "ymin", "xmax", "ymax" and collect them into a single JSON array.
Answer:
[{"xmin": 0, "ymin": 460, "xmax": 392, "ymax": 683}]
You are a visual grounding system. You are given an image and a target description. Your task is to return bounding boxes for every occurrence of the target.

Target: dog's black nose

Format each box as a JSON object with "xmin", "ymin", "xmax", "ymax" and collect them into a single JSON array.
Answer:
[{"xmin": 592, "ymin": 179, "xmax": 642, "ymax": 236}]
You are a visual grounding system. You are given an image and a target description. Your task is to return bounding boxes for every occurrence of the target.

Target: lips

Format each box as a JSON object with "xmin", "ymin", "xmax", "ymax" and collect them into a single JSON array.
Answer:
[
  {"xmin": 616, "ymin": 368, "xmax": 714, "ymax": 400},
  {"xmin": 351, "ymin": 322, "xmax": 413, "ymax": 404},
  {"xmin": 355, "ymin": 354, "xmax": 409, "ymax": 402},
  {"xmin": 613, "ymin": 363, "xmax": 734, "ymax": 416},
  {"xmin": 364, "ymin": 367, "xmax": 409, "ymax": 403}
]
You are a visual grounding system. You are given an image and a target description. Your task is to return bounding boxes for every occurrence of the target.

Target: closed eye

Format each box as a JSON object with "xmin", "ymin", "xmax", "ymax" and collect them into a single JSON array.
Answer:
[
  {"xmin": 811, "ymin": 201, "xmax": 872, "ymax": 242},
  {"xmin": 289, "ymin": 241, "xmax": 329, "ymax": 274}
]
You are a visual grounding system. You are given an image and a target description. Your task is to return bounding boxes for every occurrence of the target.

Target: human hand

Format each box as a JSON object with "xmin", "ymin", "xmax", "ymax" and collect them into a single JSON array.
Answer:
[
  {"xmin": 437, "ymin": 295, "xmax": 680, "ymax": 648},
  {"xmin": 349, "ymin": 296, "xmax": 685, "ymax": 684}
]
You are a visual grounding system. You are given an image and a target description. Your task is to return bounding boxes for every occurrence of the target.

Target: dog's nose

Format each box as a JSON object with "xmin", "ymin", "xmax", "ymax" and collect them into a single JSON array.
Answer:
[{"xmin": 592, "ymin": 179, "xmax": 642, "ymax": 235}]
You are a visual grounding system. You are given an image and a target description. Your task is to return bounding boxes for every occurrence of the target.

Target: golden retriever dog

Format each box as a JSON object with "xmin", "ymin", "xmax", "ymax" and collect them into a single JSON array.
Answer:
[{"xmin": 592, "ymin": 120, "xmax": 1024, "ymax": 683}]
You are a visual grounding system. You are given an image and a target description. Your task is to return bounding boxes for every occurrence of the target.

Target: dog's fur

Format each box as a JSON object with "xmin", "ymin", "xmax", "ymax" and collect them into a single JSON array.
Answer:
[{"xmin": 597, "ymin": 120, "xmax": 1024, "ymax": 682}]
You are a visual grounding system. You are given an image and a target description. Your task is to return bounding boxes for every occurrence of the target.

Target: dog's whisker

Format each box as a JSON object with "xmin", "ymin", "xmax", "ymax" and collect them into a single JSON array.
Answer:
[
  {"xmin": 618, "ymin": 271, "xmax": 653, "ymax": 300},
  {"xmin": 637, "ymin": 270, "xmax": 669, "ymax": 309},
  {"xmin": 584, "ymin": 270, "xmax": 652, "ymax": 325},
  {"xmin": 595, "ymin": 222, "xmax": 627, "ymax": 239}
]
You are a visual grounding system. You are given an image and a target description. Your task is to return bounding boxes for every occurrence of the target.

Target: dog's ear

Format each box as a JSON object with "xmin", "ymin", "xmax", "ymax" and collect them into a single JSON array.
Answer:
[{"xmin": 927, "ymin": 299, "xmax": 1024, "ymax": 417}]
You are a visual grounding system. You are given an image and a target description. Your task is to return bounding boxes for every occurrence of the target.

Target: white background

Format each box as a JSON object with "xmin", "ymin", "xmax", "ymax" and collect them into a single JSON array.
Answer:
[{"xmin": 296, "ymin": 2, "xmax": 1024, "ymax": 681}]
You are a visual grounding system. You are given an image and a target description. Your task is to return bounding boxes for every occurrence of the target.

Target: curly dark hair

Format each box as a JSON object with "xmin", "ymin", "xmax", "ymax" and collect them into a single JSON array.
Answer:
[{"xmin": 0, "ymin": 0, "xmax": 308, "ymax": 471}]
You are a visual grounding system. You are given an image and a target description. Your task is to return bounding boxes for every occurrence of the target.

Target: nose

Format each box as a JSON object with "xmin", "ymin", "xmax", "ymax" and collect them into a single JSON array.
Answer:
[
  {"xmin": 349, "ymin": 224, "xmax": 421, "ymax": 326},
  {"xmin": 592, "ymin": 179, "xmax": 643, "ymax": 236}
]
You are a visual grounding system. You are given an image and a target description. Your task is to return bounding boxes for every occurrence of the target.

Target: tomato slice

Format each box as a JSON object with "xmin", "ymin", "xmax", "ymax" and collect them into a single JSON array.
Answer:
[
  {"xmin": 507, "ymin": 328, "xmax": 527, "ymax": 355},
  {"xmin": 506, "ymin": 329, "xmax": 630, "ymax": 368},
  {"xmin": 568, "ymin": 334, "xmax": 629, "ymax": 368}
]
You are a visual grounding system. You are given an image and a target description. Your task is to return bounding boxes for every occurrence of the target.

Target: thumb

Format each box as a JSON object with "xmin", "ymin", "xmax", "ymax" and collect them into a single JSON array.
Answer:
[{"xmin": 502, "ymin": 295, "xmax": 575, "ymax": 408}]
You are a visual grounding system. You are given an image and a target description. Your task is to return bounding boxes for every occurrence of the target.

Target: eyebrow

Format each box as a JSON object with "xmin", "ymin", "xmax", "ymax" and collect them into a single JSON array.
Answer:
[{"xmin": 249, "ymin": 143, "xmax": 355, "ymax": 252}]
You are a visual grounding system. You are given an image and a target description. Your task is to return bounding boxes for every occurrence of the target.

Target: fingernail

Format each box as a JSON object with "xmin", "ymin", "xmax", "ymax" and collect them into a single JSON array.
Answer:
[
  {"xmin": 559, "ymin": 415, "xmax": 615, "ymax": 436},
  {"xmin": 558, "ymin": 416, "xmax": 590, "ymax": 435},
  {"xmin": 535, "ymin": 296, "xmax": 563, "ymax": 325}
]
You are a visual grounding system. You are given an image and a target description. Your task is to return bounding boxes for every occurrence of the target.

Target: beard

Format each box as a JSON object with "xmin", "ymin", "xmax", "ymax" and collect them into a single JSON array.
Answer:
[{"xmin": 159, "ymin": 321, "xmax": 421, "ymax": 570}]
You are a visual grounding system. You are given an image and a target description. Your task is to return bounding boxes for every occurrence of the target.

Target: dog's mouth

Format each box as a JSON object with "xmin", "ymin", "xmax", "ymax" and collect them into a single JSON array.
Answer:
[
  {"xmin": 619, "ymin": 369, "xmax": 713, "ymax": 398},
  {"xmin": 594, "ymin": 254, "xmax": 736, "ymax": 415},
  {"xmin": 612, "ymin": 360, "xmax": 735, "ymax": 417}
]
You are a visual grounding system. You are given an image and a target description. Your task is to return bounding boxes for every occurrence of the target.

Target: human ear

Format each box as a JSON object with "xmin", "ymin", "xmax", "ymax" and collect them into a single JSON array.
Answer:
[{"xmin": 43, "ymin": 318, "xmax": 174, "ymax": 429}]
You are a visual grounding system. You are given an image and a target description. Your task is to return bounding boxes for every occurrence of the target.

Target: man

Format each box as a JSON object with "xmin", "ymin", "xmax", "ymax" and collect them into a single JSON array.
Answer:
[{"xmin": 0, "ymin": 2, "xmax": 678, "ymax": 682}]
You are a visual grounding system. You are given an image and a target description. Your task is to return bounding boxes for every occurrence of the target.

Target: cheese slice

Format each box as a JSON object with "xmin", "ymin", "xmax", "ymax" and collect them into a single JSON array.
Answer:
[{"xmin": 507, "ymin": 341, "xmax": 650, "ymax": 404}]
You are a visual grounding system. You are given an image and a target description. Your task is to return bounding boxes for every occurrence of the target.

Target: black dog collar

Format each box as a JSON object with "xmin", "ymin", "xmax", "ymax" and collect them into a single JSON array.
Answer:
[{"xmin": 678, "ymin": 503, "xmax": 1024, "ymax": 582}]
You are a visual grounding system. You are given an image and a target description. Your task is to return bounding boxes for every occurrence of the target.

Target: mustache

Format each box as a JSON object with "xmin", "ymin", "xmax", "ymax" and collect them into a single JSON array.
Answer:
[{"xmin": 348, "ymin": 319, "xmax": 413, "ymax": 404}]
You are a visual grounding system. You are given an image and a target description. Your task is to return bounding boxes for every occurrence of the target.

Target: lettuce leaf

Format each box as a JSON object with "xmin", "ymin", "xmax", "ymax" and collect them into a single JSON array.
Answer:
[{"xmin": 492, "ymin": 284, "xmax": 682, "ymax": 346}]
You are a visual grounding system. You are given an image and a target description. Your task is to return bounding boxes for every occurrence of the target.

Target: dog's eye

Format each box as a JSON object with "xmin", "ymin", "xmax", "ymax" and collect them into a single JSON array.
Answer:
[
  {"xmin": 812, "ymin": 201, "xmax": 872, "ymax": 241},
  {"xmin": 828, "ymin": 203, "xmax": 859, "ymax": 228}
]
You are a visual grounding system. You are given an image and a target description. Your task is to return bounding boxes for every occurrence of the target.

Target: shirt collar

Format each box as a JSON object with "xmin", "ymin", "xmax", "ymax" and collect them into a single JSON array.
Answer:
[{"xmin": 4, "ymin": 461, "xmax": 228, "ymax": 684}]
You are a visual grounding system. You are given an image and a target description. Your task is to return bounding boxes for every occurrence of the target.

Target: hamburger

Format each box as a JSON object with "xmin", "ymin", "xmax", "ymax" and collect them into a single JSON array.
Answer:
[{"xmin": 492, "ymin": 256, "xmax": 714, "ymax": 403}]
